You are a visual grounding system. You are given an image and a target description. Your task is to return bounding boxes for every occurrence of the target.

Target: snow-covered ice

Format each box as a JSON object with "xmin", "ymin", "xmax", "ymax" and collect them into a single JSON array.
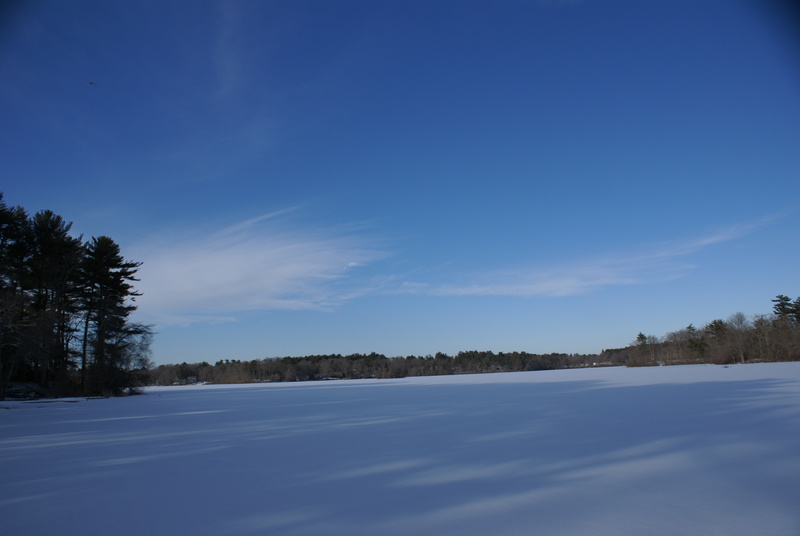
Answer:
[{"xmin": 2, "ymin": 363, "xmax": 800, "ymax": 535}]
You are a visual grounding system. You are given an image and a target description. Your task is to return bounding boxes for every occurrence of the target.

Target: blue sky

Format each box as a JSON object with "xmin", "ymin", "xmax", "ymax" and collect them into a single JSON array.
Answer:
[{"xmin": 2, "ymin": 0, "xmax": 798, "ymax": 365}]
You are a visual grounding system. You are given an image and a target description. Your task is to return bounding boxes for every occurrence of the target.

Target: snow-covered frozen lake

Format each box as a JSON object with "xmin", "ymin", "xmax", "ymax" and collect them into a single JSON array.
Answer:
[{"xmin": 2, "ymin": 363, "xmax": 800, "ymax": 535}]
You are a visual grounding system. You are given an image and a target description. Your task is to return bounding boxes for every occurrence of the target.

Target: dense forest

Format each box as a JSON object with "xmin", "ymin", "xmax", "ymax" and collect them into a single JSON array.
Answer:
[
  {"xmin": 0, "ymin": 194, "xmax": 152, "ymax": 399},
  {"xmin": 150, "ymin": 295, "xmax": 800, "ymax": 386}
]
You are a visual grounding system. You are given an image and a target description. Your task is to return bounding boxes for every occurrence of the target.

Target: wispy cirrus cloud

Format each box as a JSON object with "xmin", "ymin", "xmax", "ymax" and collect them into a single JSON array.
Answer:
[
  {"xmin": 398, "ymin": 218, "xmax": 774, "ymax": 298},
  {"xmin": 131, "ymin": 211, "xmax": 386, "ymax": 326},
  {"xmin": 132, "ymin": 213, "xmax": 777, "ymax": 326}
]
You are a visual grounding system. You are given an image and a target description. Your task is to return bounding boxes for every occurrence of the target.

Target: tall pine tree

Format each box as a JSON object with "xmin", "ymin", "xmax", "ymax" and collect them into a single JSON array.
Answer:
[
  {"xmin": 29, "ymin": 210, "xmax": 84, "ymax": 387},
  {"xmin": 80, "ymin": 236, "xmax": 146, "ymax": 395}
]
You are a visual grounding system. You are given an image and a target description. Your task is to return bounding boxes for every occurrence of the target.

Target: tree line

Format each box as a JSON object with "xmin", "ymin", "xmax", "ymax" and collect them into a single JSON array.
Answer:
[
  {"xmin": 605, "ymin": 295, "xmax": 800, "ymax": 367},
  {"xmin": 149, "ymin": 351, "xmax": 594, "ymax": 386},
  {"xmin": 0, "ymin": 194, "xmax": 152, "ymax": 399},
  {"xmin": 151, "ymin": 295, "xmax": 800, "ymax": 386},
  {"xmin": 3, "ymin": 192, "xmax": 796, "ymax": 396}
]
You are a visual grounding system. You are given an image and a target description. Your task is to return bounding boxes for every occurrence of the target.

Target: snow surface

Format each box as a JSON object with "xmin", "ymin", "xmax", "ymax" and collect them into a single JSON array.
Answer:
[{"xmin": 2, "ymin": 363, "xmax": 800, "ymax": 536}]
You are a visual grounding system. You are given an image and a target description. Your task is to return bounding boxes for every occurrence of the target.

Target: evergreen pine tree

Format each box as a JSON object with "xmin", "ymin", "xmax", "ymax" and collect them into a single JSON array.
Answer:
[{"xmin": 80, "ymin": 236, "xmax": 145, "ymax": 395}]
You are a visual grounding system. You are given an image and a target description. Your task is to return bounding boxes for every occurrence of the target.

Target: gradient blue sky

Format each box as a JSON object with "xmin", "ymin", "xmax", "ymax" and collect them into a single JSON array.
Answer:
[{"xmin": 2, "ymin": 0, "xmax": 798, "ymax": 365}]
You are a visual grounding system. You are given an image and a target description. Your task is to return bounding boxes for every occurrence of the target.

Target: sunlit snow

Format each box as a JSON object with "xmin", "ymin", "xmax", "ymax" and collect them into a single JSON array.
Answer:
[{"xmin": 2, "ymin": 363, "xmax": 799, "ymax": 535}]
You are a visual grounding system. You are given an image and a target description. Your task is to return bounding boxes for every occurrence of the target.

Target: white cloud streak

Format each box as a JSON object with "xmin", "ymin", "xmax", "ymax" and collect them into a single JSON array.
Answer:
[
  {"xmin": 212, "ymin": 2, "xmax": 246, "ymax": 101},
  {"xmin": 399, "ymin": 219, "xmax": 772, "ymax": 299},
  {"xmin": 131, "ymin": 213, "xmax": 385, "ymax": 326},
  {"xmin": 131, "ymin": 214, "xmax": 775, "ymax": 326}
]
